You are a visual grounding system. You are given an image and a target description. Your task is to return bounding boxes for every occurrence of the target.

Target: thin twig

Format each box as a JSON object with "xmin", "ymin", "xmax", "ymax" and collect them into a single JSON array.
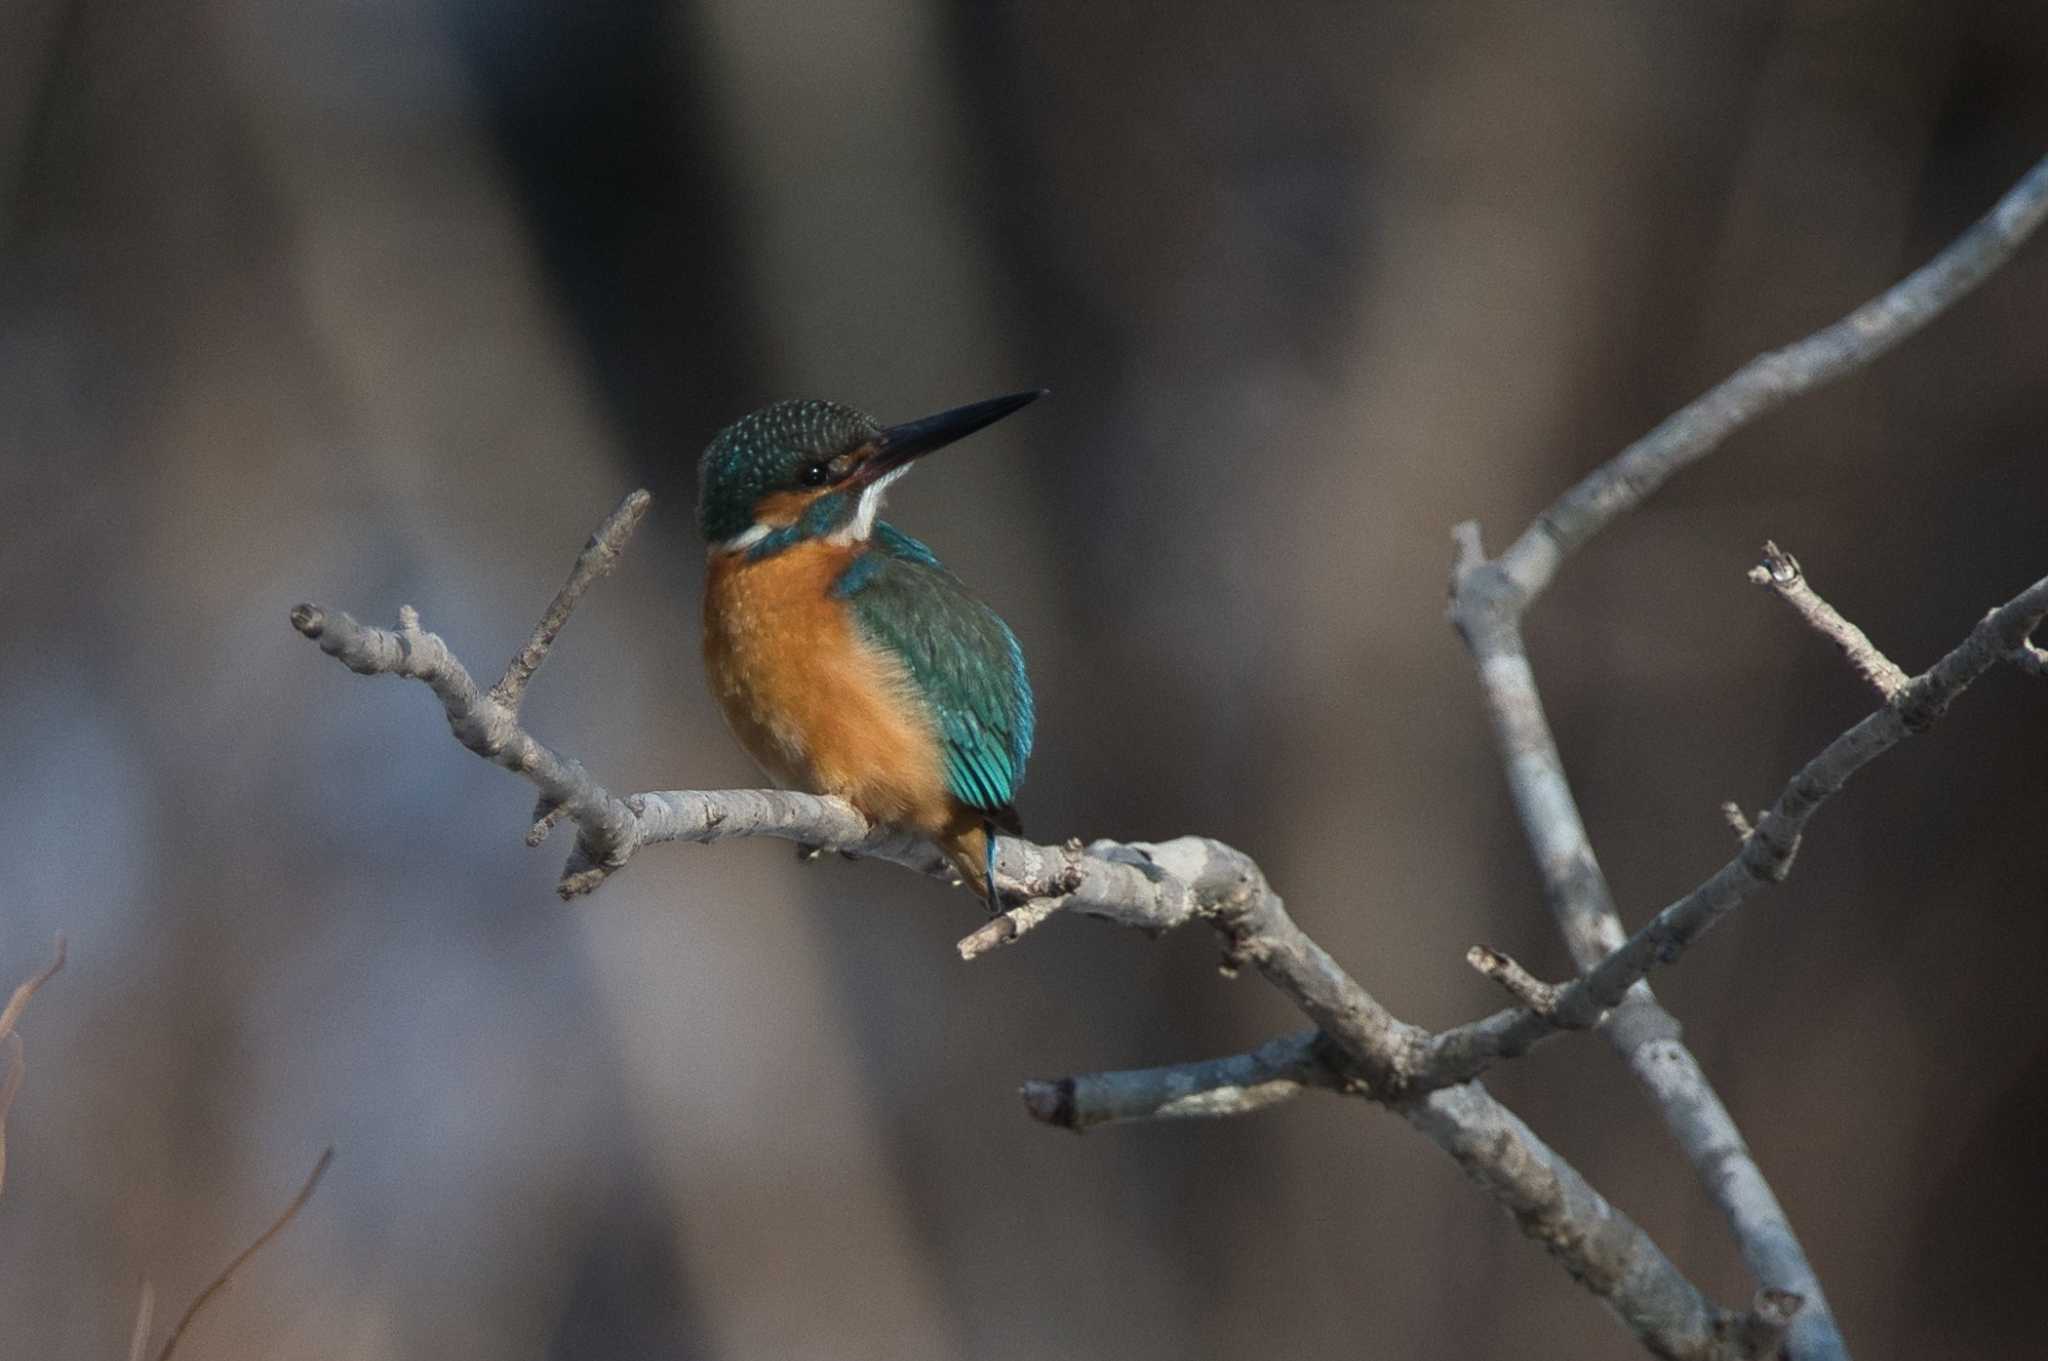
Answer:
[
  {"xmin": 959, "ymin": 839, "xmax": 1088, "ymax": 958},
  {"xmin": 154, "ymin": 1147, "xmax": 334, "ymax": 1361},
  {"xmin": 0, "ymin": 933, "xmax": 65, "ymax": 1197},
  {"xmin": 1748, "ymin": 542, "xmax": 1908, "ymax": 700},
  {"xmin": 0, "ymin": 932, "xmax": 66, "ymax": 1045},
  {"xmin": 958, "ymin": 896, "xmax": 1066, "ymax": 958},
  {"xmin": 127, "ymin": 1281, "xmax": 156, "ymax": 1361},
  {"xmin": 491, "ymin": 489, "xmax": 651, "ymax": 712}
]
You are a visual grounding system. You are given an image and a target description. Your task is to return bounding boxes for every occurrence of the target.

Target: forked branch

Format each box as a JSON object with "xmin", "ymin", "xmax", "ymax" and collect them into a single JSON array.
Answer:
[
  {"xmin": 292, "ymin": 154, "xmax": 2048, "ymax": 1361},
  {"xmin": 1437, "ymin": 148, "xmax": 2048, "ymax": 1361}
]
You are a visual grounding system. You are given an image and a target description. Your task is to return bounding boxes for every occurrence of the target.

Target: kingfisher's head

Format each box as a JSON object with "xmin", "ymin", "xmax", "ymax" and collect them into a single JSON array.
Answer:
[{"xmin": 697, "ymin": 391, "xmax": 1044, "ymax": 555}]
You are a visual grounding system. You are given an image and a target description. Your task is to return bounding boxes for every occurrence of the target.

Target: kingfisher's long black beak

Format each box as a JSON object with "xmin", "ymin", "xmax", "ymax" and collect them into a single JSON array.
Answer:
[{"xmin": 857, "ymin": 389, "xmax": 1046, "ymax": 485}]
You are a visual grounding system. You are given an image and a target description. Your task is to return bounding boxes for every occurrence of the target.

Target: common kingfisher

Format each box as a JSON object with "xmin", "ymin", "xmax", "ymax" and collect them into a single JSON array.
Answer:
[{"xmin": 697, "ymin": 391, "xmax": 1043, "ymax": 909}]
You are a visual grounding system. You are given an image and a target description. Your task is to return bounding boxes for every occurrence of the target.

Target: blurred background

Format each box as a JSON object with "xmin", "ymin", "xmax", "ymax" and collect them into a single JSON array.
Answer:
[{"xmin": 3, "ymin": 3, "xmax": 2046, "ymax": 1358}]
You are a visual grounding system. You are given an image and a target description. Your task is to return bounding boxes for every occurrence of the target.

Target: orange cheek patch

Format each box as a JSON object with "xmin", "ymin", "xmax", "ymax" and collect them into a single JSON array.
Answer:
[{"xmin": 752, "ymin": 489, "xmax": 821, "ymax": 528}]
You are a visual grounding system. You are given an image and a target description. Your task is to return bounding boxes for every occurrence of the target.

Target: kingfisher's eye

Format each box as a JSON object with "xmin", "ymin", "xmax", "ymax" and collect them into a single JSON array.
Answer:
[{"xmin": 798, "ymin": 462, "xmax": 829, "ymax": 487}]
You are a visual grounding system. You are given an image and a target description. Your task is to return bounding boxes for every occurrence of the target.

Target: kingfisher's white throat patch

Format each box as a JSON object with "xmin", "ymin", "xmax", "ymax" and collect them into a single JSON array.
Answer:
[
  {"xmin": 721, "ymin": 522, "xmax": 772, "ymax": 553},
  {"xmin": 826, "ymin": 466, "xmax": 909, "ymax": 546}
]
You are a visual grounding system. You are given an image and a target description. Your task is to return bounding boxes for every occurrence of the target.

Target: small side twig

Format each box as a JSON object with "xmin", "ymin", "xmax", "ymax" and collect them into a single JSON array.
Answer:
[
  {"xmin": 1749, "ymin": 542, "xmax": 1908, "ymax": 701},
  {"xmin": 153, "ymin": 1147, "xmax": 334, "ymax": 1361},
  {"xmin": 1720, "ymin": 802, "xmax": 1755, "ymax": 841},
  {"xmin": 958, "ymin": 897, "xmax": 1066, "ymax": 959},
  {"xmin": 958, "ymin": 838, "xmax": 1089, "ymax": 959},
  {"xmin": 1466, "ymin": 945, "xmax": 1561, "ymax": 1015},
  {"xmin": 491, "ymin": 489, "xmax": 651, "ymax": 712}
]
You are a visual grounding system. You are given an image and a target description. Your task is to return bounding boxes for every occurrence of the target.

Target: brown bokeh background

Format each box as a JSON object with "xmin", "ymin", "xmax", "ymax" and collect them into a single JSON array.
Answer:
[{"xmin": 4, "ymin": 4, "xmax": 2046, "ymax": 1358}]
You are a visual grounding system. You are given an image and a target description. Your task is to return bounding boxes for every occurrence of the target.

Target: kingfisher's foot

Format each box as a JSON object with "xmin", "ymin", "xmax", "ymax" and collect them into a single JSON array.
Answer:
[
  {"xmin": 795, "ymin": 843, "xmax": 826, "ymax": 863},
  {"xmin": 981, "ymin": 823, "xmax": 1004, "ymax": 916}
]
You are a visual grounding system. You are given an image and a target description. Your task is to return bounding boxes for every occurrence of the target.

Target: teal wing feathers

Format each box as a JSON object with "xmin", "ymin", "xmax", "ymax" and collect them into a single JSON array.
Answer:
[{"xmin": 834, "ymin": 523, "xmax": 1033, "ymax": 827}]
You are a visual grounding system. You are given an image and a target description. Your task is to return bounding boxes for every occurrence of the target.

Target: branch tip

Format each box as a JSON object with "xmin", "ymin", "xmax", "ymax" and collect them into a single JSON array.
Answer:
[
  {"xmin": 1449, "ymin": 520, "xmax": 1487, "ymax": 584},
  {"xmin": 1749, "ymin": 539, "xmax": 1800, "ymax": 587},
  {"xmin": 1750, "ymin": 539, "xmax": 1909, "ymax": 700},
  {"xmin": 1728, "ymin": 1285, "xmax": 1805, "ymax": 1359},
  {"xmin": 957, "ymin": 897, "xmax": 1067, "ymax": 960},
  {"xmin": 1020, "ymin": 1078, "xmax": 1079, "ymax": 1131},
  {"xmin": 0, "ymin": 932, "xmax": 66, "ymax": 1046},
  {"xmin": 288, "ymin": 146, "xmax": 2048, "ymax": 1361},
  {"xmin": 1466, "ymin": 944, "xmax": 1560, "ymax": 1014},
  {"xmin": 526, "ymin": 804, "xmax": 564, "ymax": 848}
]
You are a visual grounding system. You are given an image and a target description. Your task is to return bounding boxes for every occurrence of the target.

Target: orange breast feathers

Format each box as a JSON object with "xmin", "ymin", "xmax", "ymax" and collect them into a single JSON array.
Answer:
[{"xmin": 703, "ymin": 541, "xmax": 956, "ymax": 836}]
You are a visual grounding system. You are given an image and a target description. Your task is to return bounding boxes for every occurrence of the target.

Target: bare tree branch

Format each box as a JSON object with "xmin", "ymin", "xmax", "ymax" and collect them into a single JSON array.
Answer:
[
  {"xmin": 152, "ymin": 1147, "xmax": 334, "ymax": 1361},
  {"xmin": 289, "ymin": 488, "xmax": 2048, "ymax": 1361},
  {"xmin": 296, "ymin": 546, "xmax": 1780, "ymax": 1356},
  {"xmin": 1439, "ymin": 148, "xmax": 2048, "ymax": 1361},
  {"xmin": 291, "ymin": 154, "xmax": 2048, "ymax": 1361},
  {"xmin": 1425, "ymin": 567, "xmax": 2048, "ymax": 1083},
  {"xmin": 1454, "ymin": 524, "xmax": 1803, "ymax": 1359},
  {"xmin": 1032, "ymin": 559, "xmax": 2047, "ymax": 1111},
  {"xmin": 1747, "ymin": 541, "xmax": 1908, "ymax": 699},
  {"xmin": 0, "ymin": 932, "xmax": 65, "ymax": 1198}
]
